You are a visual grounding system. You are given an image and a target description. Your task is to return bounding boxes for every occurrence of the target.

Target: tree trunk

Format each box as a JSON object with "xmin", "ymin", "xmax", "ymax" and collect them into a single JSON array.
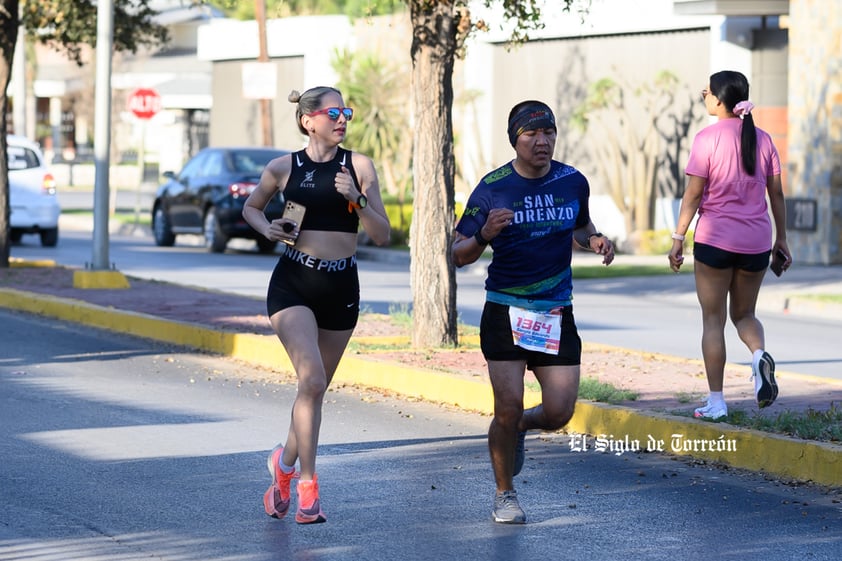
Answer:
[
  {"xmin": 408, "ymin": 1, "xmax": 458, "ymax": 347},
  {"xmin": 0, "ymin": 2, "xmax": 20, "ymax": 268}
]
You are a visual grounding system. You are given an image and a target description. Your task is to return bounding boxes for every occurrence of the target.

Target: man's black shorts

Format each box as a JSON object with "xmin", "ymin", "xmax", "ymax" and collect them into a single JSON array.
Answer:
[{"xmin": 480, "ymin": 301, "xmax": 581, "ymax": 369}]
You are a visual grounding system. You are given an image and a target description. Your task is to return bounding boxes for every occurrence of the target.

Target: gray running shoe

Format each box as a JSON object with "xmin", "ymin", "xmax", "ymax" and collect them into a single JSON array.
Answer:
[
  {"xmin": 492, "ymin": 490, "xmax": 526, "ymax": 524},
  {"xmin": 513, "ymin": 431, "xmax": 527, "ymax": 476},
  {"xmin": 753, "ymin": 351, "xmax": 778, "ymax": 408}
]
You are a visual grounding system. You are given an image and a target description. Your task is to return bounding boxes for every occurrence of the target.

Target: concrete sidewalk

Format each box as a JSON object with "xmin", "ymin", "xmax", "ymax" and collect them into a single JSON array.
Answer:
[{"xmin": 2, "ymin": 254, "xmax": 841, "ymax": 488}]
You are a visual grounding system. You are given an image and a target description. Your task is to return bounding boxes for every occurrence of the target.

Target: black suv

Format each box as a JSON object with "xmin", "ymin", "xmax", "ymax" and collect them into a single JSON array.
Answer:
[{"xmin": 151, "ymin": 146, "xmax": 289, "ymax": 253}]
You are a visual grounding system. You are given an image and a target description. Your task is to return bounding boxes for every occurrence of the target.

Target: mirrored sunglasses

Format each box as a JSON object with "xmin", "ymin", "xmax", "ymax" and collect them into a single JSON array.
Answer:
[{"xmin": 307, "ymin": 107, "xmax": 354, "ymax": 121}]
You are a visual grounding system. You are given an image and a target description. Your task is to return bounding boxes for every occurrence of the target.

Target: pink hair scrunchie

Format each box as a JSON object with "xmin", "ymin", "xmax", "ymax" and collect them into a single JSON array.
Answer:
[{"xmin": 733, "ymin": 100, "xmax": 755, "ymax": 117}]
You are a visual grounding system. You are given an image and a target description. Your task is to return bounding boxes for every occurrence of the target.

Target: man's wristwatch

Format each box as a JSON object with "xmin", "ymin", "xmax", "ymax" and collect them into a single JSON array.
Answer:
[{"xmin": 587, "ymin": 232, "xmax": 604, "ymax": 245}]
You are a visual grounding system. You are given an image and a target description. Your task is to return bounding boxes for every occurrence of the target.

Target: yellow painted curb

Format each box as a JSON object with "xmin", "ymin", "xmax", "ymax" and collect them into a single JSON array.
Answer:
[
  {"xmin": 566, "ymin": 402, "xmax": 841, "ymax": 487},
  {"xmin": 0, "ymin": 287, "xmax": 282, "ymax": 362},
  {"xmin": 1, "ymin": 287, "xmax": 839, "ymax": 487},
  {"xmin": 337, "ymin": 355, "xmax": 495, "ymax": 412},
  {"xmin": 72, "ymin": 270, "xmax": 131, "ymax": 289},
  {"xmin": 10, "ymin": 258, "xmax": 57, "ymax": 268}
]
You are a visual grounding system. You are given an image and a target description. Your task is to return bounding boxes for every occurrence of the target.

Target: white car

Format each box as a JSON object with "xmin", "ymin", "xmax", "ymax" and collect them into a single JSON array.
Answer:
[{"xmin": 7, "ymin": 135, "xmax": 60, "ymax": 246}]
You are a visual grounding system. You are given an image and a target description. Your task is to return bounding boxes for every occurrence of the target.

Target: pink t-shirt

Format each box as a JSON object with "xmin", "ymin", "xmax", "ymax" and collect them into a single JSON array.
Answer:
[{"xmin": 685, "ymin": 118, "xmax": 781, "ymax": 253}]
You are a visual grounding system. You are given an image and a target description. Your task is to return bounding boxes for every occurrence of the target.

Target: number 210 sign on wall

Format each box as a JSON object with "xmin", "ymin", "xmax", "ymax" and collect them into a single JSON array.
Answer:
[{"xmin": 128, "ymin": 88, "xmax": 162, "ymax": 120}]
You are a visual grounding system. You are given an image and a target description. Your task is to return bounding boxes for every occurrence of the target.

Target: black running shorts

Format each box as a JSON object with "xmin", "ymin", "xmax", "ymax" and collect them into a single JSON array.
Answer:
[
  {"xmin": 480, "ymin": 301, "xmax": 582, "ymax": 369},
  {"xmin": 266, "ymin": 247, "xmax": 360, "ymax": 331},
  {"xmin": 693, "ymin": 242, "xmax": 771, "ymax": 272}
]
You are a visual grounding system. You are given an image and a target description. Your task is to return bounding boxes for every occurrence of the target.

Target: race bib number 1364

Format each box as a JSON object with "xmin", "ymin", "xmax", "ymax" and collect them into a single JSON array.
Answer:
[{"xmin": 508, "ymin": 306, "xmax": 562, "ymax": 354}]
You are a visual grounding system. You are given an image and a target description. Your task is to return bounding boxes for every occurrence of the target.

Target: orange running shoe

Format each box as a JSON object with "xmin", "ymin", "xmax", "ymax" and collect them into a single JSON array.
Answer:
[
  {"xmin": 263, "ymin": 445, "xmax": 298, "ymax": 519},
  {"xmin": 295, "ymin": 474, "xmax": 326, "ymax": 524}
]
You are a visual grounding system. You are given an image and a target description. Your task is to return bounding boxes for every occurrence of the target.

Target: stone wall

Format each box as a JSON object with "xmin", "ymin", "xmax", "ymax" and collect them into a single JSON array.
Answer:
[{"xmin": 787, "ymin": 0, "xmax": 842, "ymax": 264}]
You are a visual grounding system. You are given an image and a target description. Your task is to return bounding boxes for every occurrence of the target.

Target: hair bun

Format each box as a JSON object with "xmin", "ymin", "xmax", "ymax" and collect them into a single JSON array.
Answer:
[{"xmin": 288, "ymin": 90, "xmax": 301, "ymax": 103}]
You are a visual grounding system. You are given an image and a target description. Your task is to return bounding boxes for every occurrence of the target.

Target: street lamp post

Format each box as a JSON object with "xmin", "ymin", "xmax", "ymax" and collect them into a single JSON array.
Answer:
[
  {"xmin": 255, "ymin": 0, "xmax": 273, "ymax": 147},
  {"xmin": 76, "ymin": 0, "xmax": 129, "ymax": 289}
]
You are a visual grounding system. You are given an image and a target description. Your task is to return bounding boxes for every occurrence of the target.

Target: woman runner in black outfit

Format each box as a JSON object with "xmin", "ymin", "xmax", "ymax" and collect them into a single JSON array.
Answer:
[{"xmin": 243, "ymin": 86, "xmax": 390, "ymax": 524}]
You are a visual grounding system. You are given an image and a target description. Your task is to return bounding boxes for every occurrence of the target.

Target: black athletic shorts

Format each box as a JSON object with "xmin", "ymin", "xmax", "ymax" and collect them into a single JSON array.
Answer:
[
  {"xmin": 480, "ymin": 301, "xmax": 582, "ymax": 369},
  {"xmin": 266, "ymin": 246, "xmax": 360, "ymax": 331},
  {"xmin": 693, "ymin": 242, "xmax": 770, "ymax": 272}
]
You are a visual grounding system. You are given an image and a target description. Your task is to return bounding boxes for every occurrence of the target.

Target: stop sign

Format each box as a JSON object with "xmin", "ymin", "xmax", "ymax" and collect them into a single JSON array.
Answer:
[{"xmin": 128, "ymin": 88, "xmax": 162, "ymax": 120}]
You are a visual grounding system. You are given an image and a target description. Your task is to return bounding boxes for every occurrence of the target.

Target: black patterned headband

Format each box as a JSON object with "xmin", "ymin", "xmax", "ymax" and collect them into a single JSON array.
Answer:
[{"xmin": 507, "ymin": 103, "xmax": 556, "ymax": 146}]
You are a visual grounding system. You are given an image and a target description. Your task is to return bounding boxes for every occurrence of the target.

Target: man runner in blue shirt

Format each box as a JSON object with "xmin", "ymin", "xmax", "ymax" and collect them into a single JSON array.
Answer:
[{"xmin": 452, "ymin": 99, "xmax": 614, "ymax": 524}]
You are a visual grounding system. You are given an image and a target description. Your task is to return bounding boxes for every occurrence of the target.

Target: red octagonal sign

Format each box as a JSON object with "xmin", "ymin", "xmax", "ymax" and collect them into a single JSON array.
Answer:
[{"xmin": 128, "ymin": 88, "xmax": 162, "ymax": 120}]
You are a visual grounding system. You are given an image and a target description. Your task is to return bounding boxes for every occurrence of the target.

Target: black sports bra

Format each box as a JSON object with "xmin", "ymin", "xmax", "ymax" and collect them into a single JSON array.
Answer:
[{"xmin": 282, "ymin": 148, "xmax": 361, "ymax": 233}]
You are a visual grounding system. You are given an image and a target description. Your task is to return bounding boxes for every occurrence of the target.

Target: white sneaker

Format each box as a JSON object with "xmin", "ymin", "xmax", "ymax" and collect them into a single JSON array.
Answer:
[{"xmin": 694, "ymin": 401, "xmax": 728, "ymax": 420}]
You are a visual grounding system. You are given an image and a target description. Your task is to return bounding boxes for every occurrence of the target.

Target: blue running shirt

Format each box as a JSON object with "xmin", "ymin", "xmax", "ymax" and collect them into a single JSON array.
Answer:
[{"xmin": 455, "ymin": 161, "xmax": 591, "ymax": 308}]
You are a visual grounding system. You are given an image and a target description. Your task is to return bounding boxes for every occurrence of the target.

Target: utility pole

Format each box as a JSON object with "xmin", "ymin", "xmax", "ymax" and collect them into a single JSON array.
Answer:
[
  {"xmin": 92, "ymin": 0, "xmax": 114, "ymax": 270},
  {"xmin": 255, "ymin": 0, "xmax": 273, "ymax": 147},
  {"xmin": 75, "ymin": 0, "xmax": 128, "ymax": 288}
]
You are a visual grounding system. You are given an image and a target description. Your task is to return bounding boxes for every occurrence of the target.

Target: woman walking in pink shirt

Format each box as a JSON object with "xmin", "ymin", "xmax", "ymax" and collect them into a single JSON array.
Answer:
[{"xmin": 668, "ymin": 70, "xmax": 791, "ymax": 420}]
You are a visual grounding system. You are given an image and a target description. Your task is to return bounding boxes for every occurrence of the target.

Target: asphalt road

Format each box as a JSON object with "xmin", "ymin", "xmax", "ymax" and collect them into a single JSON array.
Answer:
[
  {"xmin": 2, "ymin": 309, "xmax": 840, "ymax": 560},
  {"xmin": 10, "ymin": 227, "xmax": 842, "ymax": 381}
]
